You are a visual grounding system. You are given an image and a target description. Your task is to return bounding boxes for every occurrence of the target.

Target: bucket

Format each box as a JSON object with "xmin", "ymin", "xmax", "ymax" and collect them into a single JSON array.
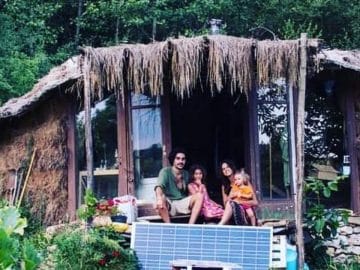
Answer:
[
  {"xmin": 286, "ymin": 248, "xmax": 297, "ymax": 270},
  {"xmin": 286, "ymin": 248, "xmax": 310, "ymax": 270}
]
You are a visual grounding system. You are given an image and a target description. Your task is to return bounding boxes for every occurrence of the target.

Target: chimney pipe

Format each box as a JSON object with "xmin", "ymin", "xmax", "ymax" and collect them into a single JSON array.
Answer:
[{"xmin": 209, "ymin": 19, "xmax": 222, "ymax": 35}]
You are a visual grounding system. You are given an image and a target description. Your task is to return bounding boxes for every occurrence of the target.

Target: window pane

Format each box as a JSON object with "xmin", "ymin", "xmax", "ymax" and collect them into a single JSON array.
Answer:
[
  {"xmin": 94, "ymin": 175, "xmax": 118, "ymax": 199},
  {"xmin": 131, "ymin": 93, "xmax": 160, "ymax": 106},
  {"xmin": 257, "ymin": 87, "xmax": 291, "ymax": 199},
  {"xmin": 76, "ymin": 95, "xmax": 118, "ymax": 200},
  {"xmin": 132, "ymin": 102, "xmax": 163, "ymax": 180},
  {"xmin": 305, "ymin": 88, "xmax": 348, "ymax": 208},
  {"xmin": 257, "ymin": 82, "xmax": 287, "ymax": 103}
]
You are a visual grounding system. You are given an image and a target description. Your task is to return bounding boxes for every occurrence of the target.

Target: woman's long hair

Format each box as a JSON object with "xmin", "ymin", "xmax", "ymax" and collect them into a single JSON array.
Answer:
[{"xmin": 219, "ymin": 159, "xmax": 237, "ymax": 195}]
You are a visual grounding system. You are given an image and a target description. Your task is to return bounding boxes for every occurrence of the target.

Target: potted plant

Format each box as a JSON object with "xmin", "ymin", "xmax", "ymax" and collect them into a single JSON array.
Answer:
[
  {"xmin": 107, "ymin": 199, "xmax": 127, "ymax": 223},
  {"xmin": 93, "ymin": 198, "xmax": 127, "ymax": 226},
  {"xmin": 77, "ymin": 189, "xmax": 97, "ymax": 222}
]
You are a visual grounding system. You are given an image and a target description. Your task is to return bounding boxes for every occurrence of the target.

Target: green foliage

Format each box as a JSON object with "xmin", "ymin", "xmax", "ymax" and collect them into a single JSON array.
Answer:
[
  {"xmin": 0, "ymin": 0, "xmax": 360, "ymax": 105},
  {"xmin": 19, "ymin": 199, "xmax": 46, "ymax": 236},
  {"xmin": 305, "ymin": 176, "xmax": 349, "ymax": 239},
  {"xmin": 77, "ymin": 189, "xmax": 98, "ymax": 221},
  {"xmin": 52, "ymin": 227, "xmax": 138, "ymax": 269},
  {"xmin": 0, "ymin": 206, "xmax": 41, "ymax": 270},
  {"xmin": 21, "ymin": 239, "xmax": 42, "ymax": 270},
  {"xmin": 0, "ymin": 206, "xmax": 27, "ymax": 236},
  {"xmin": 305, "ymin": 176, "xmax": 349, "ymax": 240},
  {"xmin": 304, "ymin": 175, "xmax": 352, "ymax": 269}
]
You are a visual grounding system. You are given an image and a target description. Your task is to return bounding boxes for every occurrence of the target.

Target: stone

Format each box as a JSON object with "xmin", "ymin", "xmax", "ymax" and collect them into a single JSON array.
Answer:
[
  {"xmin": 339, "ymin": 226, "xmax": 353, "ymax": 235},
  {"xmin": 326, "ymin": 247, "xmax": 335, "ymax": 256},
  {"xmin": 348, "ymin": 234, "xmax": 360, "ymax": 246},
  {"xmin": 348, "ymin": 216, "xmax": 360, "ymax": 226},
  {"xmin": 353, "ymin": 227, "xmax": 360, "ymax": 233},
  {"xmin": 339, "ymin": 235, "xmax": 349, "ymax": 246},
  {"xmin": 333, "ymin": 254, "xmax": 347, "ymax": 263},
  {"xmin": 324, "ymin": 238, "xmax": 341, "ymax": 249},
  {"xmin": 348, "ymin": 246, "xmax": 360, "ymax": 255}
]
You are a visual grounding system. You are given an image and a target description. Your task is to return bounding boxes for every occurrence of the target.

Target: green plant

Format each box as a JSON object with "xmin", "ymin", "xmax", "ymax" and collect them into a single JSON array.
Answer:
[
  {"xmin": 0, "ymin": 206, "xmax": 41, "ymax": 270},
  {"xmin": 304, "ymin": 175, "xmax": 351, "ymax": 269},
  {"xmin": 52, "ymin": 227, "xmax": 138, "ymax": 269},
  {"xmin": 77, "ymin": 189, "xmax": 98, "ymax": 221},
  {"xmin": 305, "ymin": 175, "xmax": 349, "ymax": 240},
  {"xmin": 19, "ymin": 198, "xmax": 46, "ymax": 236}
]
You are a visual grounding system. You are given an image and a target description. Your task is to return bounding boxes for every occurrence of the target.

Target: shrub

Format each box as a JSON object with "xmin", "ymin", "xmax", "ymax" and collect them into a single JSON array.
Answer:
[
  {"xmin": 0, "ymin": 206, "xmax": 41, "ymax": 270},
  {"xmin": 52, "ymin": 227, "xmax": 138, "ymax": 269}
]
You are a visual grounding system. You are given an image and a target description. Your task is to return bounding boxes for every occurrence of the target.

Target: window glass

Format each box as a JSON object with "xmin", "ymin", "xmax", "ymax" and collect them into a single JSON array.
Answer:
[
  {"xmin": 304, "ymin": 85, "xmax": 348, "ymax": 208},
  {"xmin": 131, "ymin": 93, "xmax": 163, "ymax": 197},
  {"xmin": 257, "ymin": 83, "xmax": 291, "ymax": 199},
  {"xmin": 76, "ymin": 95, "xmax": 118, "ymax": 200}
]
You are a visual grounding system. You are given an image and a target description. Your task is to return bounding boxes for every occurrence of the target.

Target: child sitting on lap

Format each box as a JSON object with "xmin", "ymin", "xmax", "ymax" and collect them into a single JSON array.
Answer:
[{"xmin": 229, "ymin": 169, "xmax": 256, "ymax": 226}]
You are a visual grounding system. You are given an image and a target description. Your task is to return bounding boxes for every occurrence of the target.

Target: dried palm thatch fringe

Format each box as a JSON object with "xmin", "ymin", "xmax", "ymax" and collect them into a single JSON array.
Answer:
[
  {"xmin": 207, "ymin": 35, "xmax": 254, "ymax": 97},
  {"xmin": 82, "ymin": 35, "xmax": 302, "ymax": 102},
  {"xmin": 128, "ymin": 41, "xmax": 168, "ymax": 96},
  {"xmin": 257, "ymin": 40, "xmax": 299, "ymax": 88},
  {"xmin": 83, "ymin": 41, "xmax": 168, "ymax": 102},
  {"xmin": 170, "ymin": 37, "xmax": 204, "ymax": 99}
]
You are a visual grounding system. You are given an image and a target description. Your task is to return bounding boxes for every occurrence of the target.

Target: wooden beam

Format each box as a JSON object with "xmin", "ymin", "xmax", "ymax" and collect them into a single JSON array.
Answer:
[
  {"xmin": 66, "ymin": 97, "xmax": 77, "ymax": 220},
  {"xmin": 83, "ymin": 56, "xmax": 94, "ymax": 190},
  {"xmin": 161, "ymin": 91, "xmax": 172, "ymax": 167},
  {"xmin": 345, "ymin": 78, "xmax": 360, "ymax": 213},
  {"xmin": 295, "ymin": 33, "xmax": 307, "ymax": 270},
  {"xmin": 117, "ymin": 94, "xmax": 132, "ymax": 195}
]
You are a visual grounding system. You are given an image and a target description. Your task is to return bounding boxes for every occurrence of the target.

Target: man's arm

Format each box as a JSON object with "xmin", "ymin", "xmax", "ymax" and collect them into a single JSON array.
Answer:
[
  {"xmin": 154, "ymin": 168, "xmax": 168, "ymax": 209},
  {"xmin": 154, "ymin": 186, "xmax": 166, "ymax": 209}
]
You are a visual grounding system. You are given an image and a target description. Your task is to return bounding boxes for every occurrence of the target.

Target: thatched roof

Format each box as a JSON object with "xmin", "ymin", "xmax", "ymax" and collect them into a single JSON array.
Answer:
[
  {"xmin": 82, "ymin": 35, "xmax": 302, "ymax": 101},
  {"xmin": 0, "ymin": 57, "xmax": 81, "ymax": 120},
  {"xmin": 2, "ymin": 34, "xmax": 357, "ymax": 121},
  {"xmin": 317, "ymin": 49, "xmax": 360, "ymax": 72}
]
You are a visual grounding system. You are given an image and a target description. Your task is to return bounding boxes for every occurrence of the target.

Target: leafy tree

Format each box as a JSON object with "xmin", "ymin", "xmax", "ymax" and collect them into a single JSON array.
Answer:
[{"xmin": 0, "ymin": 0, "xmax": 359, "ymax": 104}]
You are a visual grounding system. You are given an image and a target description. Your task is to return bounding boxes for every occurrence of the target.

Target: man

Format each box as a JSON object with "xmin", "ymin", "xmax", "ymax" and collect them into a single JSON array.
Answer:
[{"xmin": 154, "ymin": 148, "xmax": 203, "ymax": 223}]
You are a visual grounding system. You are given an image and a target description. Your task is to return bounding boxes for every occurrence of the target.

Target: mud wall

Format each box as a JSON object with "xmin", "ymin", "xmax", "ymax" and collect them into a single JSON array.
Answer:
[{"xmin": 0, "ymin": 95, "xmax": 71, "ymax": 225}]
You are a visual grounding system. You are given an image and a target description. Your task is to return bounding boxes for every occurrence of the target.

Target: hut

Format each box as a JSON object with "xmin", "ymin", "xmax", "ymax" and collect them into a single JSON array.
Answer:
[{"xmin": 0, "ymin": 34, "xmax": 359, "ymax": 225}]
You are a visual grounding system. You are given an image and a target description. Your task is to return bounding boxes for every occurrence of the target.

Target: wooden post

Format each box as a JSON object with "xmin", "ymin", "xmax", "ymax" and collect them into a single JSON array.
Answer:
[
  {"xmin": 66, "ymin": 97, "xmax": 77, "ymax": 220},
  {"xmin": 295, "ymin": 33, "xmax": 307, "ymax": 269},
  {"xmin": 345, "ymin": 78, "xmax": 360, "ymax": 213},
  {"xmin": 83, "ymin": 54, "xmax": 94, "ymax": 190}
]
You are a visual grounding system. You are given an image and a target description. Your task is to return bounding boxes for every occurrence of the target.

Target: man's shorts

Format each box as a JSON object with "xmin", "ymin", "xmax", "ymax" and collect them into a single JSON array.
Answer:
[{"xmin": 167, "ymin": 196, "xmax": 192, "ymax": 216}]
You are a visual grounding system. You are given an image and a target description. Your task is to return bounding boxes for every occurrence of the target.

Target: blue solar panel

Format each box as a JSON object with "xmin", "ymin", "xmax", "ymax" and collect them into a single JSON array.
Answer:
[{"xmin": 131, "ymin": 223, "xmax": 273, "ymax": 270}]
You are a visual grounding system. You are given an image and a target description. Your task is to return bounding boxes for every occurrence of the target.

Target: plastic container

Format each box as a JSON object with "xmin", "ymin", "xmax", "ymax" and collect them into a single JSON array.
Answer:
[
  {"xmin": 286, "ymin": 247, "xmax": 297, "ymax": 270},
  {"xmin": 286, "ymin": 247, "xmax": 310, "ymax": 270},
  {"xmin": 111, "ymin": 215, "xmax": 127, "ymax": 223}
]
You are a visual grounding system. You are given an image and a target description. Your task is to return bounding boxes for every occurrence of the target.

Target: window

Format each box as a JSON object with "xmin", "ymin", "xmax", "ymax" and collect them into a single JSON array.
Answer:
[
  {"xmin": 130, "ymin": 93, "xmax": 163, "ymax": 202},
  {"xmin": 304, "ymin": 82, "xmax": 348, "ymax": 208},
  {"xmin": 256, "ymin": 82, "xmax": 292, "ymax": 199},
  {"xmin": 76, "ymin": 95, "xmax": 118, "ymax": 201}
]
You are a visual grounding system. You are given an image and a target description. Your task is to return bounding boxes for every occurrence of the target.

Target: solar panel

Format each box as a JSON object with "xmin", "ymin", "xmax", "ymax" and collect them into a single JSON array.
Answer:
[{"xmin": 131, "ymin": 223, "xmax": 273, "ymax": 270}]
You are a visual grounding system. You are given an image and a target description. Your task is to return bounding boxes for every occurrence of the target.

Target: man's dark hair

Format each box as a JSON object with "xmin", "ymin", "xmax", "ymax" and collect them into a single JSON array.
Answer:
[{"xmin": 168, "ymin": 147, "xmax": 187, "ymax": 165}]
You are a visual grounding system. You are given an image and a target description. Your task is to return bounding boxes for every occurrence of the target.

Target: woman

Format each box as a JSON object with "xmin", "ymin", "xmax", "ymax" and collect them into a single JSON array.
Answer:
[
  {"xmin": 218, "ymin": 160, "xmax": 258, "ymax": 225},
  {"xmin": 188, "ymin": 164, "xmax": 224, "ymax": 220}
]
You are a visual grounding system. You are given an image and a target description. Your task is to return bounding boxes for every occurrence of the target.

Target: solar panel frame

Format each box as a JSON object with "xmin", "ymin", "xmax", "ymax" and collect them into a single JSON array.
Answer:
[{"xmin": 131, "ymin": 222, "xmax": 273, "ymax": 270}]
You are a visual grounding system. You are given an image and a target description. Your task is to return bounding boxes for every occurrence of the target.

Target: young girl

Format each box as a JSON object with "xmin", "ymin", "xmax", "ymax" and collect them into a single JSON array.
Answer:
[
  {"xmin": 188, "ymin": 165, "xmax": 224, "ymax": 220},
  {"xmin": 229, "ymin": 169, "xmax": 256, "ymax": 226}
]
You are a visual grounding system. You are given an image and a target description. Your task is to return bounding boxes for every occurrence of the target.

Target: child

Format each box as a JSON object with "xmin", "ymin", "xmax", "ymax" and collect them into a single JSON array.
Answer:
[
  {"xmin": 188, "ymin": 165, "xmax": 224, "ymax": 220},
  {"xmin": 229, "ymin": 169, "xmax": 256, "ymax": 226}
]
